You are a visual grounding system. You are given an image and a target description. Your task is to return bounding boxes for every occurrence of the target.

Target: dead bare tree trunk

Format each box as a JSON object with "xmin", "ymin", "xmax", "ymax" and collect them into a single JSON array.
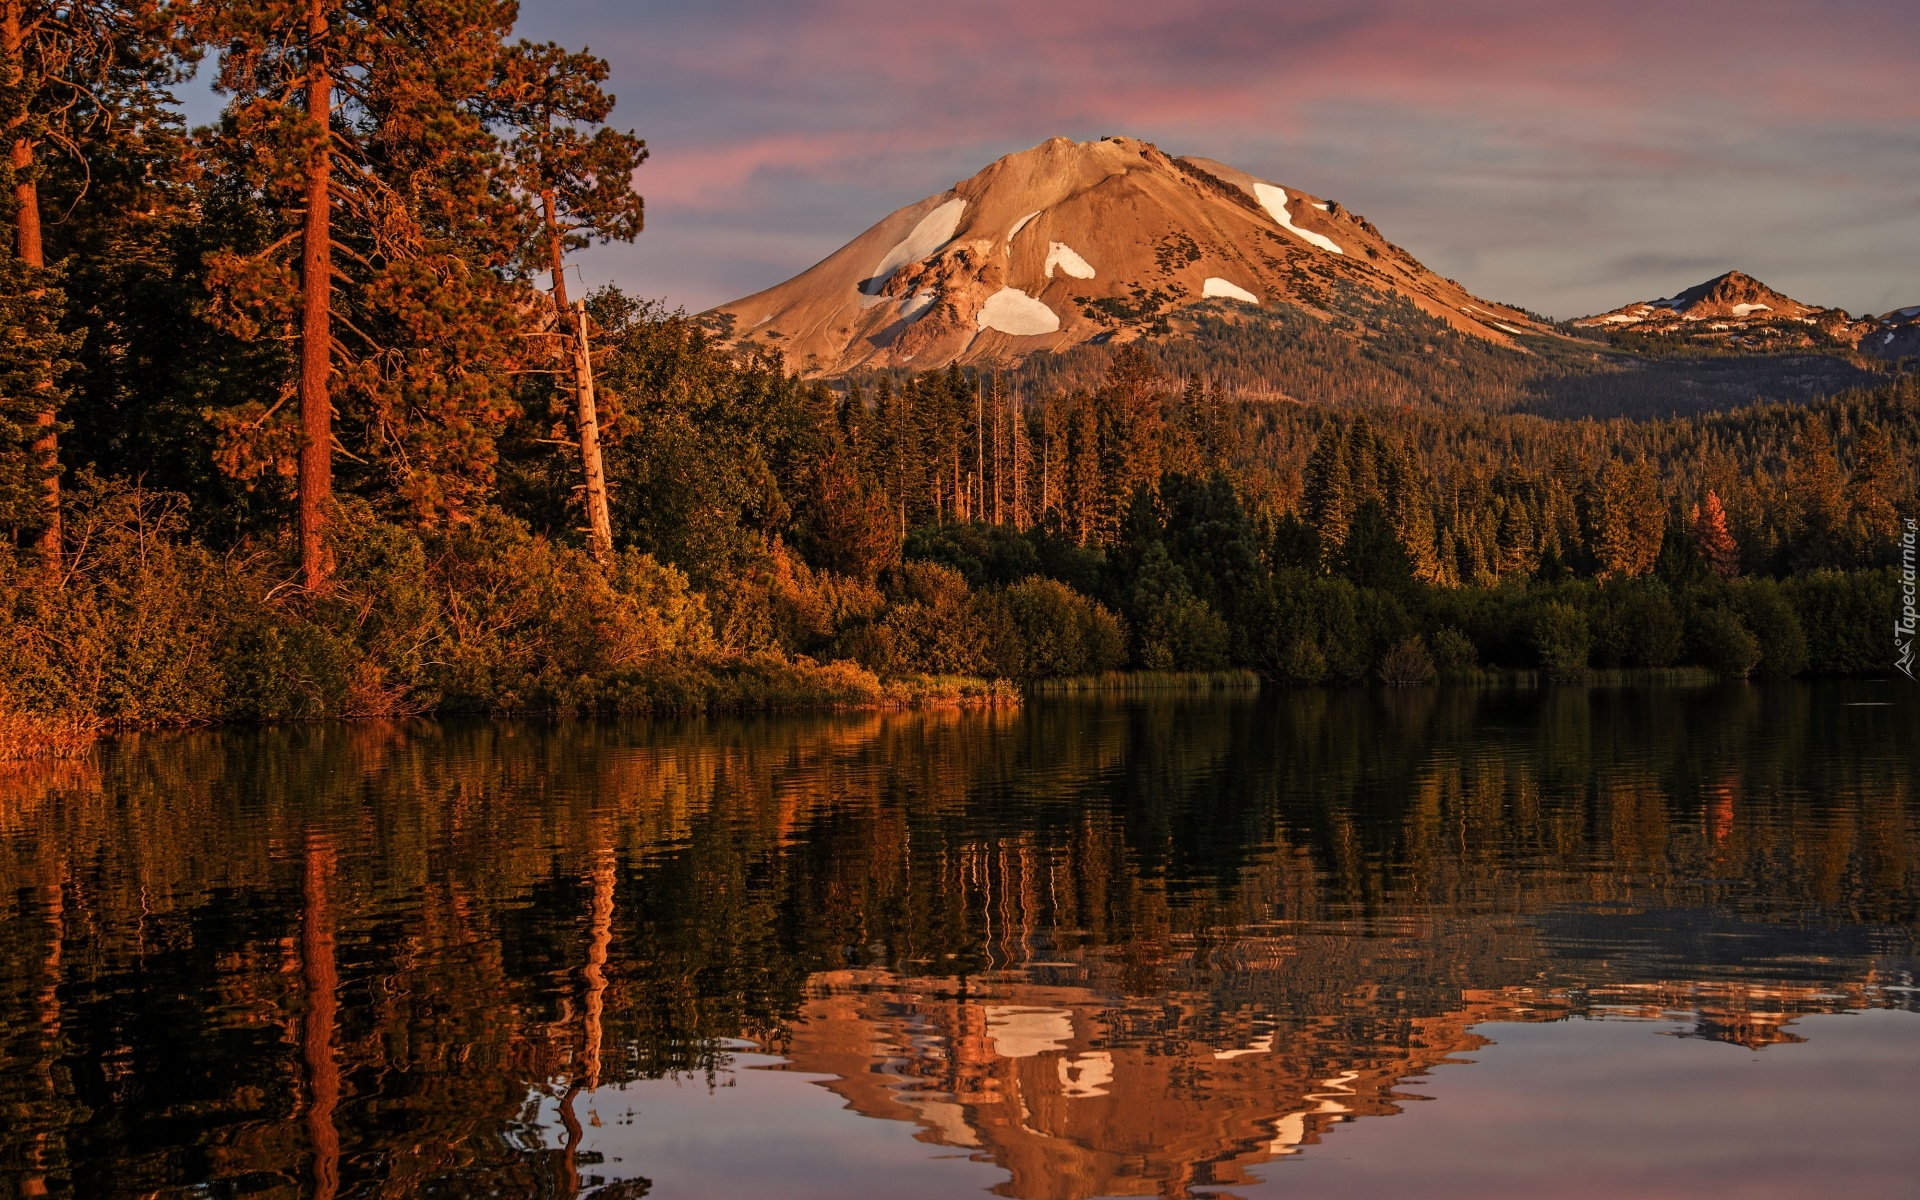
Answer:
[
  {"xmin": 975, "ymin": 378, "xmax": 984, "ymax": 521},
  {"xmin": 542, "ymin": 190, "xmax": 613, "ymax": 562},
  {"xmin": 571, "ymin": 300, "xmax": 613, "ymax": 562},
  {"xmin": 298, "ymin": 0, "xmax": 334, "ymax": 591},
  {"xmin": 991, "ymin": 374, "xmax": 1002, "ymax": 526}
]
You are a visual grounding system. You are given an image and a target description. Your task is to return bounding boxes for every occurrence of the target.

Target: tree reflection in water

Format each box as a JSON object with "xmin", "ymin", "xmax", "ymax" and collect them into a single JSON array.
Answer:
[{"xmin": 0, "ymin": 683, "xmax": 1915, "ymax": 1198}]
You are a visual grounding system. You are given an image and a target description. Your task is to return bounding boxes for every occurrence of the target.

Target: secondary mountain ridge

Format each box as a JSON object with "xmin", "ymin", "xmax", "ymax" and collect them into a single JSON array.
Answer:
[{"xmin": 1572, "ymin": 269, "xmax": 1906, "ymax": 354}]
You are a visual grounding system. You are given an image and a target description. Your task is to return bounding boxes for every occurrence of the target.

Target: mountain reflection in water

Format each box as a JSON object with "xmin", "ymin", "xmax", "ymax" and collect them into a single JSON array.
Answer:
[{"xmin": 1, "ymin": 682, "xmax": 1916, "ymax": 1198}]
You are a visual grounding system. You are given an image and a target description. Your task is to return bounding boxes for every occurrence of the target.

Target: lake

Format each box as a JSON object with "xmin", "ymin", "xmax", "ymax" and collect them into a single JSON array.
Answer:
[{"xmin": 2, "ymin": 681, "xmax": 1916, "ymax": 1198}]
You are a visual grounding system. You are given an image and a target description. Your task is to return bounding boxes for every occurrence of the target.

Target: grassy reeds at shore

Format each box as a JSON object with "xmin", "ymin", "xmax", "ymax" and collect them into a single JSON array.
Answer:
[
  {"xmin": 593, "ymin": 655, "xmax": 1019, "ymax": 714},
  {"xmin": 1439, "ymin": 666, "xmax": 1723, "ymax": 688},
  {"xmin": 0, "ymin": 706, "xmax": 102, "ymax": 763},
  {"xmin": 1026, "ymin": 669, "xmax": 1265, "ymax": 697}
]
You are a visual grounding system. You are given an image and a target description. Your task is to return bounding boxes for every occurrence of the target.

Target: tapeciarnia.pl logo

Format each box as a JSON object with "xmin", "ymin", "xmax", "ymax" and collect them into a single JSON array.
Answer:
[{"xmin": 1900, "ymin": 518, "xmax": 1917, "ymax": 679}]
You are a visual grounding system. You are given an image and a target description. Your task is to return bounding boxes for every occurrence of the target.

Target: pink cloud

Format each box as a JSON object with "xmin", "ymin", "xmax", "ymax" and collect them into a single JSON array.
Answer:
[{"xmin": 619, "ymin": 0, "xmax": 1917, "ymax": 198}]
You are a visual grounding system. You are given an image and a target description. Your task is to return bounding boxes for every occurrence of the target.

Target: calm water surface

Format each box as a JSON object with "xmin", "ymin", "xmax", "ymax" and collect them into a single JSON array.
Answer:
[{"xmin": 2, "ymin": 682, "xmax": 1917, "ymax": 1198}]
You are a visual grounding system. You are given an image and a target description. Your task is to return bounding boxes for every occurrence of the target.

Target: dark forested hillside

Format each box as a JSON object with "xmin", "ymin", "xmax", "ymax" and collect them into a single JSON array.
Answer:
[{"xmin": 967, "ymin": 287, "xmax": 1898, "ymax": 421}]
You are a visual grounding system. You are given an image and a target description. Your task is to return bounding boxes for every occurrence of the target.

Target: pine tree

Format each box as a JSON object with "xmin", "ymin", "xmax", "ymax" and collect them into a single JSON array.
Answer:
[
  {"xmin": 1494, "ymin": 497, "xmax": 1537, "ymax": 578},
  {"xmin": 198, "ymin": 0, "xmax": 524, "ymax": 587},
  {"xmin": 0, "ymin": 251, "xmax": 72, "ymax": 539},
  {"xmin": 1062, "ymin": 390, "xmax": 1102, "ymax": 545},
  {"xmin": 36, "ymin": 21, "xmax": 208, "ymax": 508},
  {"xmin": 1586, "ymin": 458, "xmax": 1665, "ymax": 580},
  {"xmin": 1301, "ymin": 418, "xmax": 1351, "ymax": 572},
  {"xmin": 1095, "ymin": 344, "xmax": 1163, "ymax": 541},
  {"xmin": 1344, "ymin": 411, "xmax": 1381, "ymax": 502},
  {"xmin": 0, "ymin": 0, "xmax": 174, "ymax": 563},
  {"xmin": 1690, "ymin": 489, "xmax": 1740, "ymax": 580},
  {"xmin": 799, "ymin": 447, "xmax": 899, "ymax": 580},
  {"xmin": 487, "ymin": 40, "xmax": 645, "ymax": 562},
  {"xmin": 1784, "ymin": 414, "xmax": 1846, "ymax": 572},
  {"xmin": 1379, "ymin": 438, "xmax": 1440, "ymax": 582},
  {"xmin": 1846, "ymin": 420, "xmax": 1901, "ymax": 565}
]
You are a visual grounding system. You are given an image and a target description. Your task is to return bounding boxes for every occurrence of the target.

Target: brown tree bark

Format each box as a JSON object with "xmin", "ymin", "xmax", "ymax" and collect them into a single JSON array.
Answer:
[
  {"xmin": 298, "ymin": 0, "xmax": 334, "ymax": 590},
  {"xmin": 543, "ymin": 189, "xmax": 613, "ymax": 562},
  {"xmin": 4, "ymin": 0, "xmax": 59, "ymax": 569}
]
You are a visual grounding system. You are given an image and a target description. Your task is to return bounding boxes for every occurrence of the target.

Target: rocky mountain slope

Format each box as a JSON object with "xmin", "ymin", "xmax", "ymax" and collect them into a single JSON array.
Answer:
[
  {"xmin": 705, "ymin": 136, "xmax": 1550, "ymax": 376},
  {"xmin": 1573, "ymin": 270, "xmax": 1906, "ymax": 355},
  {"xmin": 1870, "ymin": 304, "xmax": 1920, "ymax": 358}
]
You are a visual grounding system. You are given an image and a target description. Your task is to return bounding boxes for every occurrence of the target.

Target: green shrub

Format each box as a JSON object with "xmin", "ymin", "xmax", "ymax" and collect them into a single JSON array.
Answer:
[
  {"xmin": 1688, "ymin": 607, "xmax": 1760, "ymax": 678},
  {"xmin": 1128, "ymin": 542, "xmax": 1229, "ymax": 670},
  {"xmin": 762, "ymin": 542, "xmax": 882, "ymax": 657},
  {"xmin": 1429, "ymin": 626, "xmax": 1480, "ymax": 679},
  {"xmin": 1588, "ymin": 581, "xmax": 1683, "ymax": 668},
  {"xmin": 980, "ymin": 577, "xmax": 1127, "ymax": 680},
  {"xmin": 848, "ymin": 561, "xmax": 989, "ymax": 676},
  {"xmin": 1780, "ymin": 570, "xmax": 1893, "ymax": 674},
  {"xmin": 1276, "ymin": 637, "xmax": 1329, "ymax": 685},
  {"xmin": 1136, "ymin": 595, "xmax": 1230, "ymax": 671},
  {"xmin": 1529, "ymin": 601, "xmax": 1590, "ymax": 680},
  {"xmin": 3, "ymin": 483, "xmax": 254, "ymax": 722},
  {"xmin": 1245, "ymin": 572, "xmax": 1373, "ymax": 683},
  {"xmin": 598, "ymin": 652, "xmax": 884, "ymax": 714},
  {"xmin": 1377, "ymin": 636, "xmax": 1436, "ymax": 685},
  {"xmin": 1728, "ymin": 579, "xmax": 1808, "ymax": 678},
  {"xmin": 903, "ymin": 522, "xmax": 1043, "ymax": 588}
]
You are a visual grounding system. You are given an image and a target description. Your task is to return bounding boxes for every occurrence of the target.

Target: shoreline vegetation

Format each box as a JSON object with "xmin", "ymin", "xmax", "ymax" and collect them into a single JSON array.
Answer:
[
  {"xmin": 3, "ymin": 347, "xmax": 1911, "ymax": 764},
  {"xmin": 0, "ymin": 12, "xmax": 1912, "ymax": 766}
]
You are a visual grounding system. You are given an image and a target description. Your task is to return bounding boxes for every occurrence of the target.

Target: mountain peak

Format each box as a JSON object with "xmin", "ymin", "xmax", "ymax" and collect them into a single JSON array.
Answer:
[
  {"xmin": 706, "ymin": 136, "xmax": 1545, "ymax": 376},
  {"xmin": 1577, "ymin": 269, "xmax": 1821, "ymax": 326},
  {"xmin": 1653, "ymin": 270, "xmax": 1815, "ymax": 319},
  {"xmin": 1570, "ymin": 270, "xmax": 1876, "ymax": 352}
]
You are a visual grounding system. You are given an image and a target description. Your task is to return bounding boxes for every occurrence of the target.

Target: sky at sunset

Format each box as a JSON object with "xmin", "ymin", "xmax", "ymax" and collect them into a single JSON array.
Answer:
[{"xmin": 503, "ymin": 0, "xmax": 1919, "ymax": 320}]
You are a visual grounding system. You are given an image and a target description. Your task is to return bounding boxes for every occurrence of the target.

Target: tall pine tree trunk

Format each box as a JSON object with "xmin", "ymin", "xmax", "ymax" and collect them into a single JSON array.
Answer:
[
  {"xmin": 543, "ymin": 188, "xmax": 612, "ymax": 561},
  {"xmin": 298, "ymin": 0, "xmax": 334, "ymax": 591},
  {"xmin": 4, "ymin": 1, "xmax": 57, "ymax": 568}
]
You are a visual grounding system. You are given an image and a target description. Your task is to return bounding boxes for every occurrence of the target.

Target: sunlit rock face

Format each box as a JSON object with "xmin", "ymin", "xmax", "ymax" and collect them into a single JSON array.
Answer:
[
  {"xmin": 1575, "ymin": 269, "xmax": 1886, "ymax": 351},
  {"xmin": 706, "ymin": 135, "xmax": 1548, "ymax": 375}
]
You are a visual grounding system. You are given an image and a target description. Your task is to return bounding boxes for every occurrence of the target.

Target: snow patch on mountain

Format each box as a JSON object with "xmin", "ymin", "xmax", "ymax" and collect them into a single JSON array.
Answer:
[
  {"xmin": 863, "ymin": 197, "xmax": 967, "ymax": 295},
  {"xmin": 1008, "ymin": 211, "xmax": 1041, "ymax": 244},
  {"xmin": 977, "ymin": 288, "xmax": 1060, "ymax": 335},
  {"xmin": 1045, "ymin": 242, "xmax": 1096, "ymax": 280},
  {"xmin": 898, "ymin": 291, "xmax": 936, "ymax": 322},
  {"xmin": 1731, "ymin": 303, "xmax": 1771, "ymax": 317},
  {"xmin": 1203, "ymin": 277, "xmax": 1260, "ymax": 303},
  {"xmin": 1253, "ymin": 183, "xmax": 1343, "ymax": 255}
]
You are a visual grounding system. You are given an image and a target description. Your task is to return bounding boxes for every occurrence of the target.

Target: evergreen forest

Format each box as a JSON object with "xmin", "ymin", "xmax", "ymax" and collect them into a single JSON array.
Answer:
[{"xmin": 1, "ymin": 0, "xmax": 1915, "ymax": 754}]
